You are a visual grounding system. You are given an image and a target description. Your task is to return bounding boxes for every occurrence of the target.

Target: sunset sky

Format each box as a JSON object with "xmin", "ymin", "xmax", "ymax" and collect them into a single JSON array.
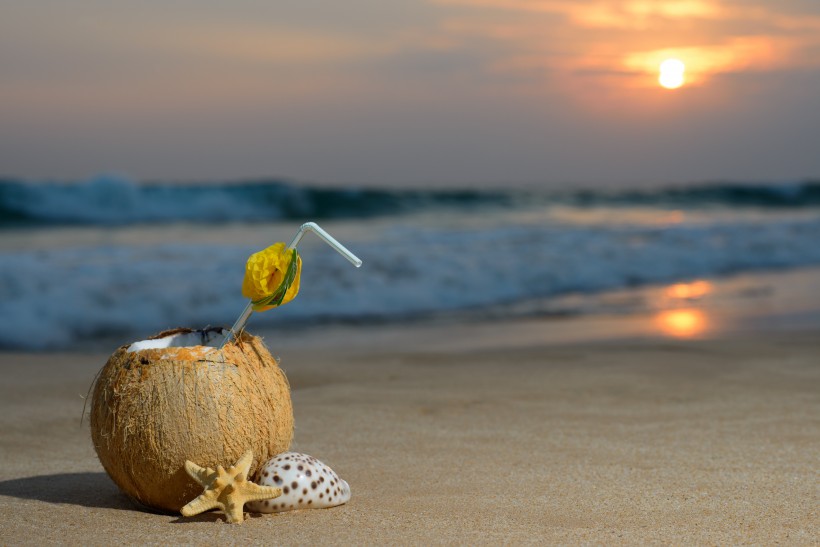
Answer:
[{"xmin": 2, "ymin": 0, "xmax": 819, "ymax": 186}]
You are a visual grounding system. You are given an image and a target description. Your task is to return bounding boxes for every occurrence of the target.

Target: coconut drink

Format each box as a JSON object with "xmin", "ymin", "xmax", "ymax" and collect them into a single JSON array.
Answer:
[
  {"xmin": 90, "ymin": 328, "xmax": 293, "ymax": 512},
  {"xmin": 89, "ymin": 222, "xmax": 362, "ymax": 517}
]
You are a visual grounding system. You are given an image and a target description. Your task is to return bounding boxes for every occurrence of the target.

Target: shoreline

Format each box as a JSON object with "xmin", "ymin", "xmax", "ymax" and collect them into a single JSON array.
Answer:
[
  {"xmin": 14, "ymin": 263, "xmax": 820, "ymax": 355},
  {"xmin": 251, "ymin": 264, "xmax": 820, "ymax": 355}
]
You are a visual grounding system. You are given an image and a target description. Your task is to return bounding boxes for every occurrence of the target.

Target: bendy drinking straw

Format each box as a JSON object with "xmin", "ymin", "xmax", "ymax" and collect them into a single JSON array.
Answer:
[{"xmin": 219, "ymin": 222, "xmax": 362, "ymax": 349}]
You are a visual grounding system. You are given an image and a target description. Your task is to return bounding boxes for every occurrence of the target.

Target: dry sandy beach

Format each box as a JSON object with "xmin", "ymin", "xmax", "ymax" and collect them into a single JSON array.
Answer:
[{"xmin": 0, "ymin": 322, "xmax": 818, "ymax": 545}]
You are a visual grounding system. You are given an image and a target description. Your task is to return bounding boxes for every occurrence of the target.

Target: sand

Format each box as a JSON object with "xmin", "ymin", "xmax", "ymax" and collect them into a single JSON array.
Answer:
[{"xmin": 0, "ymin": 324, "xmax": 818, "ymax": 545}]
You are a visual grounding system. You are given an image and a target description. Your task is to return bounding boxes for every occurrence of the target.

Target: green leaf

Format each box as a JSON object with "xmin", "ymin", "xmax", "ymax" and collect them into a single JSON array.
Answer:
[{"xmin": 251, "ymin": 249, "xmax": 299, "ymax": 311}]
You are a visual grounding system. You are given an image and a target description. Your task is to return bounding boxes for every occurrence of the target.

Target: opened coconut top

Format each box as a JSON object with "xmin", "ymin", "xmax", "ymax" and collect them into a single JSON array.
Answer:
[{"xmin": 127, "ymin": 328, "xmax": 229, "ymax": 353}]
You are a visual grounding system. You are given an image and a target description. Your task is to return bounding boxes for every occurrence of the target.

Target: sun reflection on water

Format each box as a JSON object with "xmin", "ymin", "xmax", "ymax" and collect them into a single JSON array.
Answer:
[
  {"xmin": 655, "ymin": 280, "xmax": 713, "ymax": 338},
  {"xmin": 665, "ymin": 280, "xmax": 712, "ymax": 300},
  {"xmin": 656, "ymin": 308, "xmax": 709, "ymax": 338}
]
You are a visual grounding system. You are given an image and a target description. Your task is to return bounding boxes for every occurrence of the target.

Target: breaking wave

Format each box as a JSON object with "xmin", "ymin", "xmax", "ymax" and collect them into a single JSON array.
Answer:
[{"xmin": 2, "ymin": 174, "xmax": 820, "ymax": 228}]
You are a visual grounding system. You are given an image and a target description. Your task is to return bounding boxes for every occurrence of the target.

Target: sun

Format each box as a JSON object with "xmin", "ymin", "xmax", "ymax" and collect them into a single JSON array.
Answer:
[{"xmin": 658, "ymin": 58, "xmax": 685, "ymax": 89}]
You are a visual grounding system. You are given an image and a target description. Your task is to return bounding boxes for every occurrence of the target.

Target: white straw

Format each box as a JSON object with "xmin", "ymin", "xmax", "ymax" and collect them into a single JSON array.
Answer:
[{"xmin": 219, "ymin": 222, "xmax": 362, "ymax": 348}]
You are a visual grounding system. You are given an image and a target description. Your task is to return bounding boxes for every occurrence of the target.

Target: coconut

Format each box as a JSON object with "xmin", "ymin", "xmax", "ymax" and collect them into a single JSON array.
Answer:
[{"xmin": 90, "ymin": 328, "xmax": 293, "ymax": 512}]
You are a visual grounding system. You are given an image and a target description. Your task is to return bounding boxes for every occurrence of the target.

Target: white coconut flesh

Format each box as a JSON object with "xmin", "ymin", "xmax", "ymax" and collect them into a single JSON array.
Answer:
[{"xmin": 126, "ymin": 329, "xmax": 229, "ymax": 353}]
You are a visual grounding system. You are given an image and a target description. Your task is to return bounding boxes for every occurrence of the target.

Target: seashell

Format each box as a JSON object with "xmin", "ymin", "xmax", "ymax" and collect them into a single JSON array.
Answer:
[{"xmin": 247, "ymin": 452, "xmax": 351, "ymax": 513}]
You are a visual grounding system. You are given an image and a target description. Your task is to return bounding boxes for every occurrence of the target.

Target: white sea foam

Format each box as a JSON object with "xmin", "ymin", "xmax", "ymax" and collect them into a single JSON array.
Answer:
[{"xmin": 2, "ymin": 212, "xmax": 820, "ymax": 349}]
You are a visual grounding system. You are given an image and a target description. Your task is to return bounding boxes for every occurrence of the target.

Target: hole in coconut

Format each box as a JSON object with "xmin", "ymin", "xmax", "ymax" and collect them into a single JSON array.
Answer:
[{"xmin": 126, "ymin": 328, "xmax": 229, "ymax": 353}]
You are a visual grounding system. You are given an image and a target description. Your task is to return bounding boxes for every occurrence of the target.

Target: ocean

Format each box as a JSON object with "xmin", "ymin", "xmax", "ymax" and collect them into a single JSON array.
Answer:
[{"xmin": 2, "ymin": 174, "xmax": 820, "ymax": 350}]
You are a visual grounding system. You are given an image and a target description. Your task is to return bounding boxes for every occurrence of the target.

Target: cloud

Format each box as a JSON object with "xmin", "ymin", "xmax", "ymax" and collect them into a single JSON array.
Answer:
[
  {"xmin": 622, "ymin": 36, "xmax": 788, "ymax": 85},
  {"xmin": 431, "ymin": 0, "xmax": 820, "ymax": 88},
  {"xmin": 434, "ymin": 0, "xmax": 724, "ymax": 27}
]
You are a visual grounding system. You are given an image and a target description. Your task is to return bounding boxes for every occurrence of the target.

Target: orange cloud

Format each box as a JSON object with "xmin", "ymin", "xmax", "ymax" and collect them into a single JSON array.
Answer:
[
  {"xmin": 563, "ymin": 0, "xmax": 722, "ymax": 29},
  {"xmin": 622, "ymin": 36, "xmax": 788, "ymax": 85},
  {"xmin": 432, "ymin": 0, "xmax": 820, "ymax": 90},
  {"xmin": 435, "ymin": 0, "xmax": 723, "ymax": 27}
]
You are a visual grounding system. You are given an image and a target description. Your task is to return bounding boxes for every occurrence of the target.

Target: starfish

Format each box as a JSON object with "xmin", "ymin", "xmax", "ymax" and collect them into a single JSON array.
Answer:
[{"xmin": 180, "ymin": 450, "xmax": 282, "ymax": 523}]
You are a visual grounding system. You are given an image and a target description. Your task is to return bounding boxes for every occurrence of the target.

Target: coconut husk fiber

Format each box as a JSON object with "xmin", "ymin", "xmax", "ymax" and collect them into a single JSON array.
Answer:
[{"xmin": 90, "ymin": 328, "xmax": 293, "ymax": 513}]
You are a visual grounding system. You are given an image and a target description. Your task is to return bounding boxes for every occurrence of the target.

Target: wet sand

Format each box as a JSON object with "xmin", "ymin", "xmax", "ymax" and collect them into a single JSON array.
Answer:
[{"xmin": 0, "ymin": 325, "xmax": 817, "ymax": 544}]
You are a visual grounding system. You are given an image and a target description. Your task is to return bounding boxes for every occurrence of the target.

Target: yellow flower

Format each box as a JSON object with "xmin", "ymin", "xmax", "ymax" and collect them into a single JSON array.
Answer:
[{"xmin": 241, "ymin": 242, "xmax": 302, "ymax": 312}]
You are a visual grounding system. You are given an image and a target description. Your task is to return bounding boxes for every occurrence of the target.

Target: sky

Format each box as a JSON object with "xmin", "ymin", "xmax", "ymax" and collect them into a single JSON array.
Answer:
[{"xmin": 1, "ymin": 0, "xmax": 820, "ymax": 187}]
